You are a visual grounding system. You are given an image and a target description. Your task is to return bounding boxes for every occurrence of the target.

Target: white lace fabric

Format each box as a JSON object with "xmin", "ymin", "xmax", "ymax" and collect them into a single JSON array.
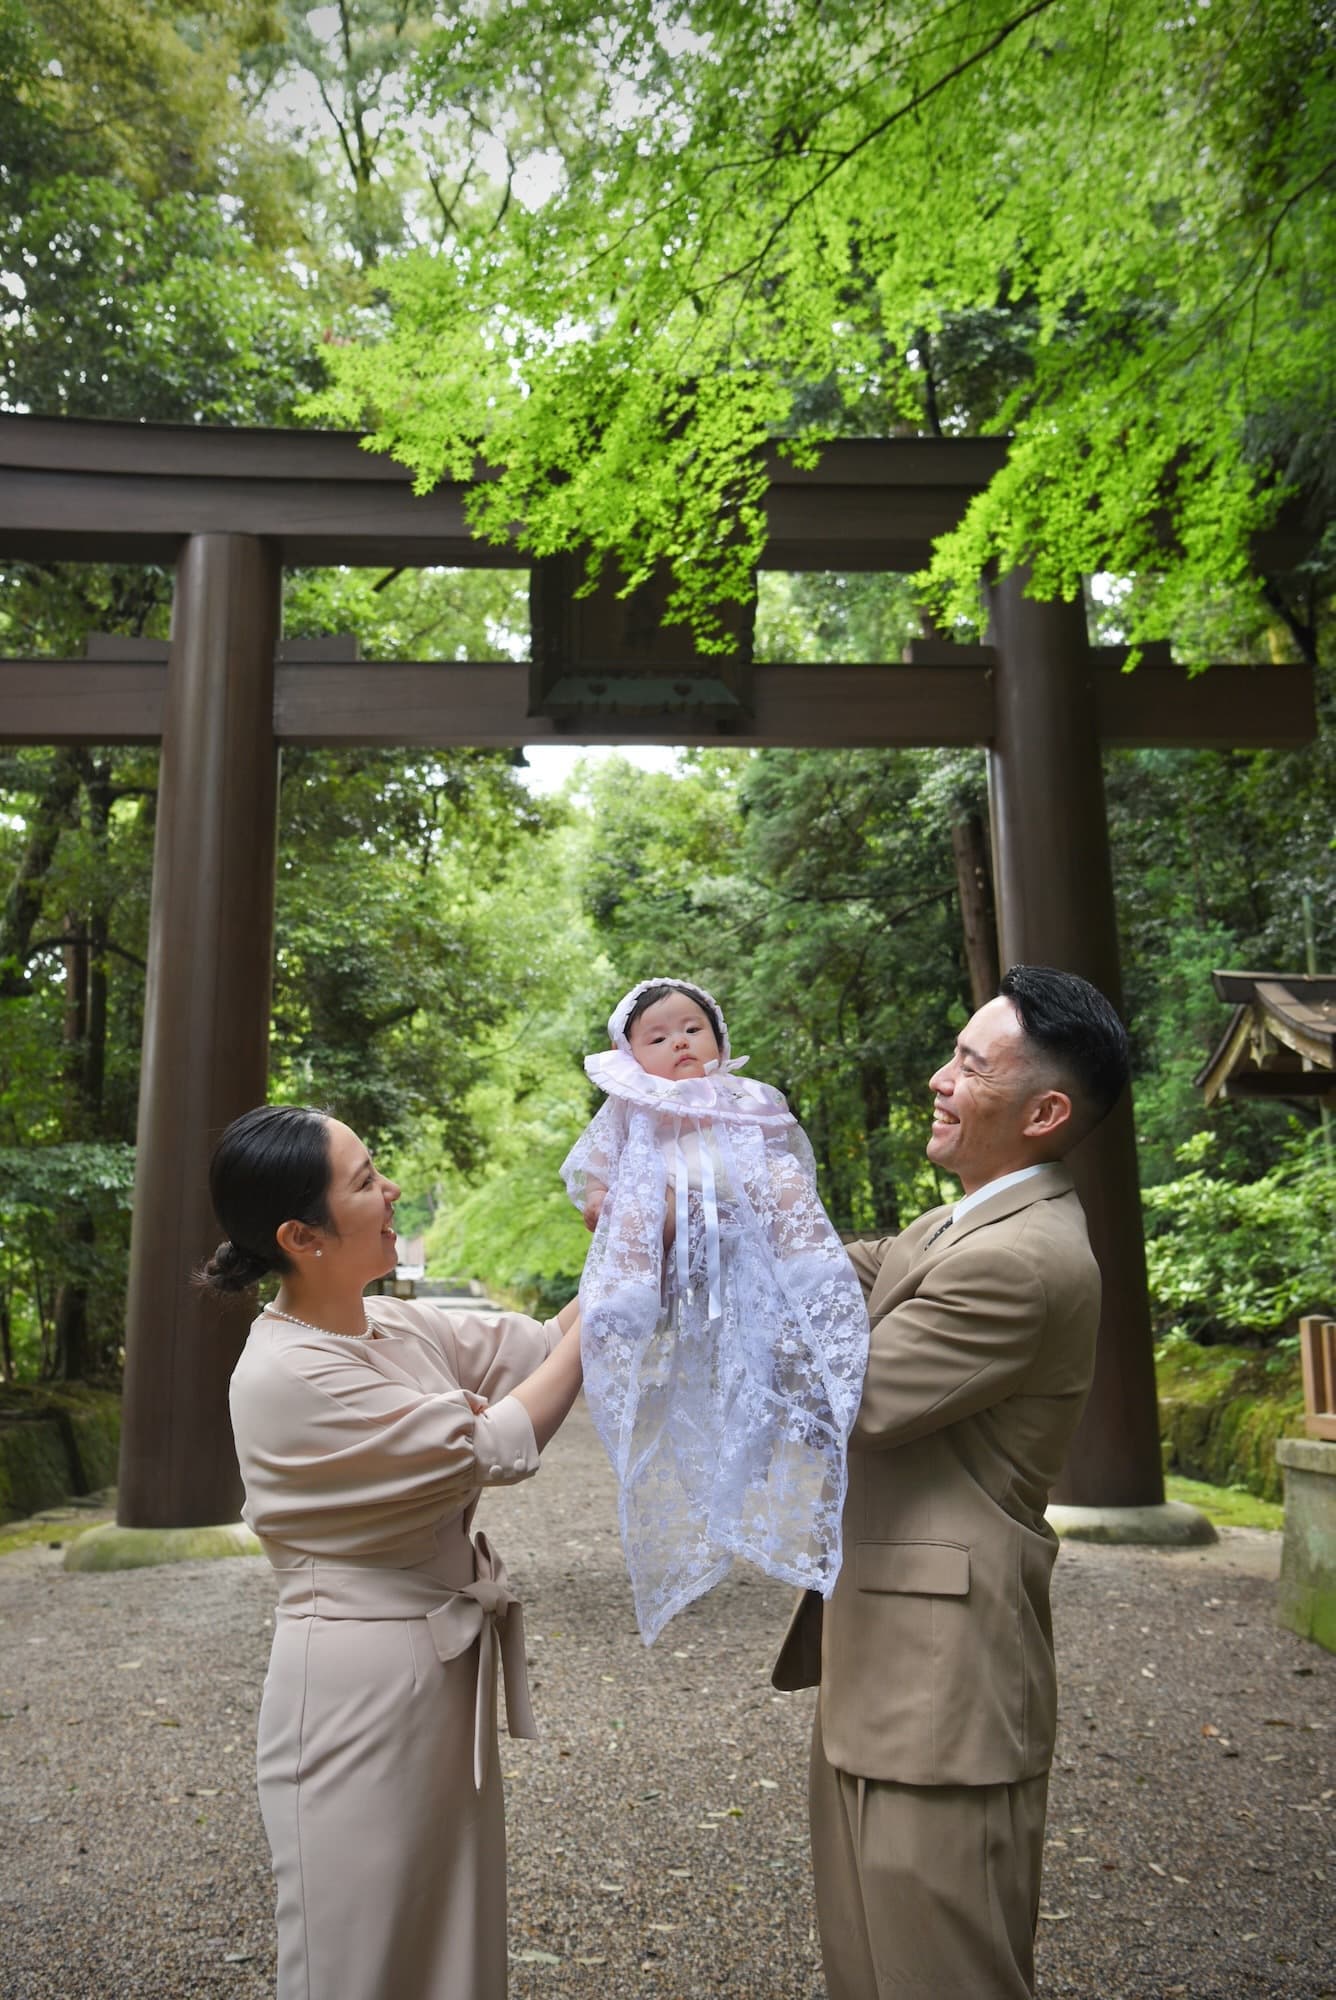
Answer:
[{"xmin": 562, "ymin": 1042, "xmax": 870, "ymax": 1645}]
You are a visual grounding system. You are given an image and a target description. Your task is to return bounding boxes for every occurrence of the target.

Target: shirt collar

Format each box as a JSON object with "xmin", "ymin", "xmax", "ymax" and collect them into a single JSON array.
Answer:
[{"xmin": 952, "ymin": 1162, "xmax": 1051, "ymax": 1223}]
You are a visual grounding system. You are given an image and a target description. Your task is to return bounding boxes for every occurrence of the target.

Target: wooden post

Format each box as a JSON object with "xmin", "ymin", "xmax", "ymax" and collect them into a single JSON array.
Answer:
[
  {"xmin": 117, "ymin": 536, "xmax": 281, "ymax": 1527},
  {"xmin": 986, "ymin": 569, "xmax": 1165, "ymax": 1506}
]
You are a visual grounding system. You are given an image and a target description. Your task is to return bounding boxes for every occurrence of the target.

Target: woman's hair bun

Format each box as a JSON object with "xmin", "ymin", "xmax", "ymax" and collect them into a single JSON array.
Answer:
[{"xmin": 198, "ymin": 1238, "xmax": 272, "ymax": 1294}]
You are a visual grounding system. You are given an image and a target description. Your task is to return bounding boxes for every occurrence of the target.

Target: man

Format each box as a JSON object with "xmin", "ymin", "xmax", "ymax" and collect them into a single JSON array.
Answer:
[{"xmin": 774, "ymin": 963, "xmax": 1130, "ymax": 2000}]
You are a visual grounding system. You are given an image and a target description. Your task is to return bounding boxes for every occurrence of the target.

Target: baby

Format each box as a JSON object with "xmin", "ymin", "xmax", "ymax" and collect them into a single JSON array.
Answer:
[{"xmin": 561, "ymin": 978, "xmax": 869, "ymax": 1644}]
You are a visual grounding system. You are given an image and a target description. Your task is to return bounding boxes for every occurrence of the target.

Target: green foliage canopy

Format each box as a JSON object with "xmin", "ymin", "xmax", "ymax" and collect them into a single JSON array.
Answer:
[
  {"xmin": 0, "ymin": 2, "xmax": 565, "ymax": 1375},
  {"xmin": 0, "ymin": 2, "xmax": 1330, "ymax": 1380},
  {"xmin": 314, "ymin": 0, "xmax": 1335, "ymax": 648}
]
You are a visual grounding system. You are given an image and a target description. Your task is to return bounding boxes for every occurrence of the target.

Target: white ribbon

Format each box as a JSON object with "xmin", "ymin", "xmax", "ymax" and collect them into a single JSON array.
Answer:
[
  {"xmin": 696, "ymin": 1127, "xmax": 722, "ymax": 1320},
  {"xmin": 671, "ymin": 1120, "xmax": 722, "ymax": 1324},
  {"xmin": 674, "ymin": 1132, "xmax": 691, "ymax": 1309}
]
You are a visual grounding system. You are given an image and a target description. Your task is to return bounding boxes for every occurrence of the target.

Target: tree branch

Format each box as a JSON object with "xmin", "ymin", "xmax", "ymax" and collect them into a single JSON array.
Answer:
[
  {"xmin": 705, "ymin": 0, "xmax": 1063, "ymax": 308},
  {"xmin": 1260, "ymin": 574, "xmax": 1320, "ymax": 672},
  {"xmin": 26, "ymin": 934, "xmax": 147, "ymax": 972}
]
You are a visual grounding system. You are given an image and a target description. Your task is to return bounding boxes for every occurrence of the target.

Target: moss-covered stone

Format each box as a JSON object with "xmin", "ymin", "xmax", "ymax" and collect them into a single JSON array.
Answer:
[
  {"xmin": 1047, "ymin": 1498, "xmax": 1217, "ymax": 1544},
  {"xmin": 1156, "ymin": 1341, "xmax": 1306, "ymax": 1503},
  {"xmin": 60, "ymin": 1395, "xmax": 121, "ymax": 1491},
  {"xmin": 62, "ymin": 1520, "xmax": 260, "ymax": 1571},
  {"xmin": 1163, "ymin": 1473, "xmax": 1285, "ymax": 1531},
  {"xmin": 0, "ymin": 1384, "xmax": 121, "ymax": 1520},
  {"xmin": 0, "ymin": 1419, "xmax": 75, "ymax": 1520}
]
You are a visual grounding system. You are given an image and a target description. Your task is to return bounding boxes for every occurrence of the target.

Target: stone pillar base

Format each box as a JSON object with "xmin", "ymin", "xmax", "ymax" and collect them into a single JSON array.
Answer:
[
  {"xmin": 1046, "ymin": 1500, "xmax": 1217, "ymax": 1546},
  {"xmin": 1276, "ymin": 1437, "xmax": 1336, "ymax": 1653},
  {"xmin": 62, "ymin": 1521, "xmax": 260, "ymax": 1572}
]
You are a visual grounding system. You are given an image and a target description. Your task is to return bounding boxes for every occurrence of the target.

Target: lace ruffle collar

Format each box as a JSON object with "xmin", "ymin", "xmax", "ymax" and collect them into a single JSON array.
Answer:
[{"xmin": 584, "ymin": 1048, "xmax": 795, "ymax": 1127}]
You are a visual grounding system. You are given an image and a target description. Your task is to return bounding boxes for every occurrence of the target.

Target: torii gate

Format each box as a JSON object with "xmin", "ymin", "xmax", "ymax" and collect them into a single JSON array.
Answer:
[{"xmin": 0, "ymin": 415, "xmax": 1315, "ymax": 1532}]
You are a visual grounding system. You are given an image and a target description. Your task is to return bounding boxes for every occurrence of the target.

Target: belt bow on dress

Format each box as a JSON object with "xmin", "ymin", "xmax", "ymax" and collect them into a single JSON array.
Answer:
[{"xmin": 424, "ymin": 1530, "xmax": 537, "ymax": 1789}]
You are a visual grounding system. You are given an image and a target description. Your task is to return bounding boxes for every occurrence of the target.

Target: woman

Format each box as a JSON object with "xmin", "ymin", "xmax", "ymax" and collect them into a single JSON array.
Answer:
[{"xmin": 202, "ymin": 1104, "xmax": 584, "ymax": 2000}]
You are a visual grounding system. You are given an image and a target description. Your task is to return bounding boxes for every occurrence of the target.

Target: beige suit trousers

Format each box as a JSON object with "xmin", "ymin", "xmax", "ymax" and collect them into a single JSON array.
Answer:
[{"xmin": 810, "ymin": 1704, "xmax": 1048, "ymax": 1999}]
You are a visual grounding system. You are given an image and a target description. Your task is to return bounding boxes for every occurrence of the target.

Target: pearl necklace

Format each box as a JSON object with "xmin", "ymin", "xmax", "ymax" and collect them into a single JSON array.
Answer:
[{"xmin": 263, "ymin": 1305, "xmax": 377, "ymax": 1340}]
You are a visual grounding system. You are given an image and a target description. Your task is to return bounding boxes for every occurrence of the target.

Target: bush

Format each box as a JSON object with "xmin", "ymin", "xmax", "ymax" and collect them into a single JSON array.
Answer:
[{"xmin": 1143, "ymin": 1129, "xmax": 1334, "ymax": 1345}]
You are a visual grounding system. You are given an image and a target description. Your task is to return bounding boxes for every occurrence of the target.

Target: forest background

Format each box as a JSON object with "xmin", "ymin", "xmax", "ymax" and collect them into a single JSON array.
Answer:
[{"xmin": 0, "ymin": 2, "xmax": 1332, "ymax": 1433}]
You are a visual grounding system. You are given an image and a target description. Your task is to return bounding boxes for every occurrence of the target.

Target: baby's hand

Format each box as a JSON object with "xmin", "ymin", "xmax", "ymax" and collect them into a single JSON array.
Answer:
[{"xmin": 583, "ymin": 1188, "xmax": 607, "ymax": 1232}]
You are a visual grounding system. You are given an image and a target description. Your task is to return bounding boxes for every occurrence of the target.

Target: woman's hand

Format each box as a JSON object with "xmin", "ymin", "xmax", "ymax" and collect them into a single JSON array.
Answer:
[{"xmin": 582, "ymin": 1187, "xmax": 607, "ymax": 1232}]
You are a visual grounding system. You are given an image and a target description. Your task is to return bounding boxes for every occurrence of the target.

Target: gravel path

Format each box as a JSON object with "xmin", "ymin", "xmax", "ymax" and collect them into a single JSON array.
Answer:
[{"xmin": 1, "ymin": 1398, "xmax": 1332, "ymax": 2000}]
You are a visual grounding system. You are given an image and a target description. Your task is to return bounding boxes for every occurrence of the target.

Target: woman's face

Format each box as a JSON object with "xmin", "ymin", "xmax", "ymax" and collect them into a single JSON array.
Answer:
[
  {"xmin": 315, "ymin": 1118, "xmax": 402, "ymax": 1283},
  {"xmin": 628, "ymin": 990, "xmax": 722, "ymax": 1080}
]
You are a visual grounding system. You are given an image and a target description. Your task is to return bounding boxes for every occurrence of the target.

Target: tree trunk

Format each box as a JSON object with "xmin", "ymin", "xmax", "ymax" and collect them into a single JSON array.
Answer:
[
  {"xmin": 0, "ymin": 751, "xmax": 81, "ymax": 996},
  {"xmin": 52, "ymin": 1259, "xmax": 91, "ymax": 1382},
  {"xmin": 50, "ymin": 766, "xmax": 114, "ymax": 1381},
  {"xmin": 62, "ymin": 914, "xmax": 88, "ymax": 1049},
  {"xmin": 52, "ymin": 909, "xmax": 96, "ymax": 1379},
  {"xmin": 859, "ymin": 1056, "xmax": 900, "ymax": 1232},
  {"xmin": 83, "ymin": 766, "xmax": 112, "ymax": 1122},
  {"xmin": 950, "ymin": 808, "xmax": 999, "ymax": 1009}
]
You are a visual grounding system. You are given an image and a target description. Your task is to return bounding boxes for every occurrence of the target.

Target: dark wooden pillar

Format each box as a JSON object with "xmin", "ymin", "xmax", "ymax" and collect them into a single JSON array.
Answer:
[
  {"xmin": 117, "ymin": 536, "xmax": 281, "ymax": 1527},
  {"xmin": 986, "ymin": 568, "xmax": 1164, "ymax": 1506}
]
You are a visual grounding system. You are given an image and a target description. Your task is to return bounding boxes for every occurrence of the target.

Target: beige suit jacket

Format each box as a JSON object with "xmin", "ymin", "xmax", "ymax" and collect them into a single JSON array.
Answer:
[{"xmin": 774, "ymin": 1163, "xmax": 1099, "ymax": 1787}]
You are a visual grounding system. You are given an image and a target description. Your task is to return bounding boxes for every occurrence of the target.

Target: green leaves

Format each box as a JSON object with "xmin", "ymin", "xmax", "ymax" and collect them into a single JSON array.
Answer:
[
  {"xmin": 0, "ymin": 1143, "xmax": 135, "ymax": 1209},
  {"xmin": 3, "ymin": 178, "xmax": 322, "ymax": 422},
  {"xmin": 1143, "ymin": 1132, "xmax": 1334, "ymax": 1344},
  {"xmin": 314, "ymin": 0, "xmax": 1333, "ymax": 652}
]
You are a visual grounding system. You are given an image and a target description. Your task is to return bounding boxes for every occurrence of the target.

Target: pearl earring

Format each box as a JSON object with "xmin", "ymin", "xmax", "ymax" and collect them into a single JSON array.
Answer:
[{"xmin": 315, "ymin": 1249, "xmax": 322, "ymax": 1258}]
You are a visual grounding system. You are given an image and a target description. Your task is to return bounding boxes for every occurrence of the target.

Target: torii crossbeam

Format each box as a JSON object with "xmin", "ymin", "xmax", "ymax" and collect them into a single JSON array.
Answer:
[{"xmin": 0, "ymin": 415, "xmax": 1316, "ymax": 1529}]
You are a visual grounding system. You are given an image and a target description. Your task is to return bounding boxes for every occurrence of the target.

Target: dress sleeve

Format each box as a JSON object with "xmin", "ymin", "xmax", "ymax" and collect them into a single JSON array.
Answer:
[
  {"xmin": 431, "ymin": 1304, "xmax": 562, "ymax": 1402},
  {"xmin": 560, "ymin": 1098, "xmax": 626, "ymax": 1209},
  {"xmin": 230, "ymin": 1321, "xmax": 554, "ymax": 1556}
]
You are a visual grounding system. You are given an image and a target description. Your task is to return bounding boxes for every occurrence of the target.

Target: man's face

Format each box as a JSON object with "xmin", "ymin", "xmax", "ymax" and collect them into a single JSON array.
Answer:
[{"xmin": 925, "ymin": 996, "xmax": 1047, "ymax": 1195}]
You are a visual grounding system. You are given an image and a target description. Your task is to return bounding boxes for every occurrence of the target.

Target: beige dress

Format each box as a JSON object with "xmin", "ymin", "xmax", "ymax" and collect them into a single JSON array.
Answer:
[{"xmin": 229, "ymin": 1296, "xmax": 561, "ymax": 2000}]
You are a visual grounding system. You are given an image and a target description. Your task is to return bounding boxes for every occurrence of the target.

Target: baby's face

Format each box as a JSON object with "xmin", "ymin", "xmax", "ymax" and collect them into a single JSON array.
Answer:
[{"xmin": 627, "ymin": 991, "xmax": 722, "ymax": 1081}]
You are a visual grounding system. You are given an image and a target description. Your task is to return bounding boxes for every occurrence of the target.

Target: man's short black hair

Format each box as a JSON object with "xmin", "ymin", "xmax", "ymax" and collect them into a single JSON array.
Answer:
[{"xmin": 999, "ymin": 965, "xmax": 1129, "ymax": 1134}]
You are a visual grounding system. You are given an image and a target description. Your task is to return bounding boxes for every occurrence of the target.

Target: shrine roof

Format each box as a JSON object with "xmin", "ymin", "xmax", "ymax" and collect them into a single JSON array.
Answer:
[{"xmin": 1196, "ymin": 972, "xmax": 1336, "ymax": 1108}]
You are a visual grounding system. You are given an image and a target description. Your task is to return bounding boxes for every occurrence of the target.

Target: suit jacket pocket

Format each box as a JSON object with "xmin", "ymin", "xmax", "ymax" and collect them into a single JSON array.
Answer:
[{"xmin": 855, "ymin": 1540, "xmax": 970, "ymax": 1596}]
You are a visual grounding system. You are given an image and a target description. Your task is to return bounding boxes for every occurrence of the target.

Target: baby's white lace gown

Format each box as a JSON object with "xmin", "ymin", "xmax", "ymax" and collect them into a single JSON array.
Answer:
[{"xmin": 561, "ymin": 1049, "xmax": 870, "ymax": 1644}]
